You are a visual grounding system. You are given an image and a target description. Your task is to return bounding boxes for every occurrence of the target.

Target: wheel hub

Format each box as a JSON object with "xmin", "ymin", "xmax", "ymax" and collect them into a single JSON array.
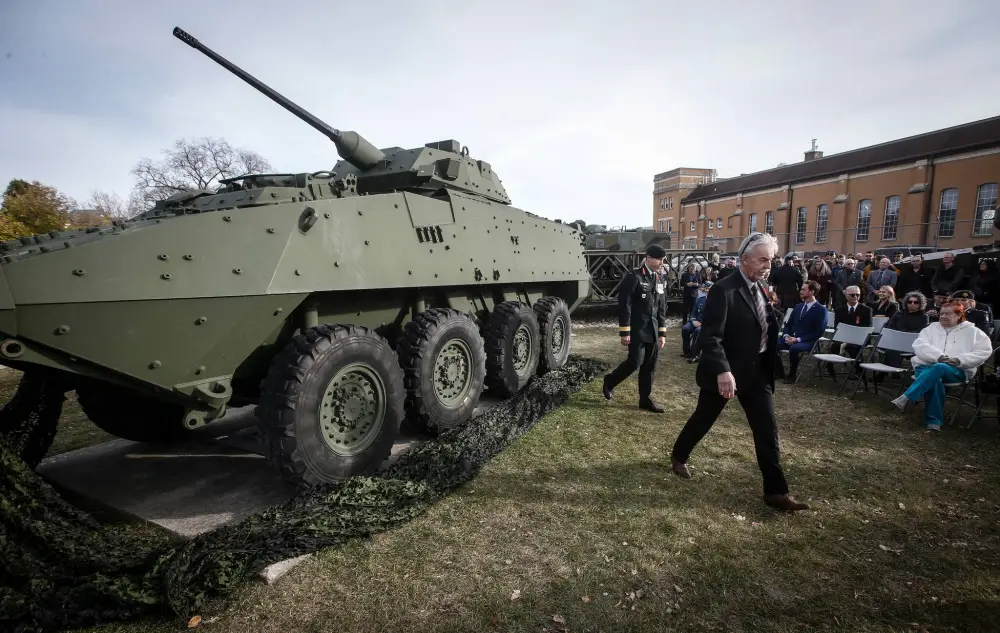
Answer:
[
  {"xmin": 434, "ymin": 339, "xmax": 473, "ymax": 406},
  {"xmin": 319, "ymin": 362, "xmax": 386, "ymax": 456},
  {"xmin": 551, "ymin": 316, "xmax": 567, "ymax": 356},
  {"xmin": 513, "ymin": 323, "xmax": 531, "ymax": 376}
]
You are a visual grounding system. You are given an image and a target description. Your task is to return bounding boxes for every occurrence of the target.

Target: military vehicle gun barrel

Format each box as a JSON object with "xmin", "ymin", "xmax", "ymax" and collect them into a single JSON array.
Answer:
[{"xmin": 172, "ymin": 26, "xmax": 385, "ymax": 170}]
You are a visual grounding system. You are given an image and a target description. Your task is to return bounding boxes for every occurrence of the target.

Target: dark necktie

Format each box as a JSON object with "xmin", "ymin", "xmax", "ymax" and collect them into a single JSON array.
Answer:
[{"xmin": 752, "ymin": 284, "xmax": 767, "ymax": 352}]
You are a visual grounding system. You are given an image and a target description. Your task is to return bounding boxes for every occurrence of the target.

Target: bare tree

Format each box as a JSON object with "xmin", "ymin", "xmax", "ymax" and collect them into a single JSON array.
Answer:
[
  {"xmin": 130, "ymin": 137, "xmax": 272, "ymax": 205},
  {"xmin": 84, "ymin": 189, "xmax": 145, "ymax": 221}
]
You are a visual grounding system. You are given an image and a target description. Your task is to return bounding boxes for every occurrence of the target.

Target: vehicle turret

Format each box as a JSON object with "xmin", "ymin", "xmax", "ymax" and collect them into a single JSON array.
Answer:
[{"xmin": 173, "ymin": 27, "xmax": 510, "ymax": 205}]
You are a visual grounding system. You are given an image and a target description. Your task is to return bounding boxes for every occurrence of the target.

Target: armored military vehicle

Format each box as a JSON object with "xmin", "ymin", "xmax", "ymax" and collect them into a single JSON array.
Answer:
[
  {"xmin": 0, "ymin": 27, "xmax": 589, "ymax": 485},
  {"xmin": 584, "ymin": 225, "xmax": 672, "ymax": 280}
]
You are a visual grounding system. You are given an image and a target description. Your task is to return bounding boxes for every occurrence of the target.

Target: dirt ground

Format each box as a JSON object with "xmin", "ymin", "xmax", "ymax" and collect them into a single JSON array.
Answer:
[{"xmin": 7, "ymin": 318, "xmax": 1000, "ymax": 633}]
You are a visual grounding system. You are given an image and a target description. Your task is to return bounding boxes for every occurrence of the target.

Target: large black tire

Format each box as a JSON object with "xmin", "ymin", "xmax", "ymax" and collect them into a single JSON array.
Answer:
[
  {"xmin": 397, "ymin": 308, "xmax": 486, "ymax": 434},
  {"xmin": 255, "ymin": 324, "xmax": 405, "ymax": 485},
  {"xmin": 76, "ymin": 383, "xmax": 191, "ymax": 443},
  {"xmin": 0, "ymin": 372, "xmax": 68, "ymax": 468},
  {"xmin": 484, "ymin": 301, "xmax": 541, "ymax": 398},
  {"xmin": 534, "ymin": 296, "xmax": 572, "ymax": 374}
]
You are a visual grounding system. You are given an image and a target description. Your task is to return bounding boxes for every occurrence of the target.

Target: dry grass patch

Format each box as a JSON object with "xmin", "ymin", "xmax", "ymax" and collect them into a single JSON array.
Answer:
[{"xmin": 9, "ymin": 323, "xmax": 1000, "ymax": 633}]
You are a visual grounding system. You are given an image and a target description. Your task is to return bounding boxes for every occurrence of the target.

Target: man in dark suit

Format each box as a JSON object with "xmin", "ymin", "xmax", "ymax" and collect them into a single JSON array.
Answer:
[
  {"xmin": 825, "ymin": 284, "xmax": 872, "ymax": 378},
  {"xmin": 669, "ymin": 232, "xmax": 809, "ymax": 512},
  {"xmin": 603, "ymin": 243, "xmax": 668, "ymax": 413},
  {"xmin": 777, "ymin": 280, "xmax": 828, "ymax": 383}
]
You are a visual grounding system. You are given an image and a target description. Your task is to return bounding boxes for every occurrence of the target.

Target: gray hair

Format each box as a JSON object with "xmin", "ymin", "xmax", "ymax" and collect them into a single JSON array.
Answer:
[
  {"xmin": 844, "ymin": 285, "xmax": 861, "ymax": 295},
  {"xmin": 901, "ymin": 290, "xmax": 928, "ymax": 311},
  {"xmin": 844, "ymin": 258, "xmax": 856, "ymax": 266},
  {"xmin": 738, "ymin": 232, "xmax": 779, "ymax": 259}
]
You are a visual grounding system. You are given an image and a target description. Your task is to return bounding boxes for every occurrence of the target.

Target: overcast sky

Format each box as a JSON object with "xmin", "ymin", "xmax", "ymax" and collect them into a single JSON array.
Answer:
[{"xmin": 2, "ymin": 0, "xmax": 999, "ymax": 229}]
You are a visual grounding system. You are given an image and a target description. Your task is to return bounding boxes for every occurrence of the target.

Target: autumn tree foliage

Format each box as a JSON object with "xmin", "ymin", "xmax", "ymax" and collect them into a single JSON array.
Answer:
[
  {"xmin": 0, "ymin": 137, "xmax": 273, "ymax": 242},
  {"xmin": 130, "ymin": 136, "xmax": 272, "ymax": 205},
  {"xmin": 0, "ymin": 179, "xmax": 74, "ymax": 240}
]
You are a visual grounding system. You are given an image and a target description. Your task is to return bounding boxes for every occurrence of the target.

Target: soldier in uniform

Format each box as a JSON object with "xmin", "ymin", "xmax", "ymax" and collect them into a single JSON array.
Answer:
[
  {"xmin": 950, "ymin": 289, "xmax": 991, "ymax": 334},
  {"xmin": 602, "ymin": 243, "xmax": 668, "ymax": 413}
]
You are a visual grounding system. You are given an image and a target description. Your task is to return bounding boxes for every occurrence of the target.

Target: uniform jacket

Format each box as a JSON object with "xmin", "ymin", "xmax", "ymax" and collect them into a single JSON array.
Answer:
[
  {"xmin": 618, "ymin": 263, "xmax": 668, "ymax": 342},
  {"xmin": 782, "ymin": 300, "xmax": 828, "ymax": 345},
  {"xmin": 688, "ymin": 293, "xmax": 707, "ymax": 325},
  {"xmin": 695, "ymin": 268, "xmax": 781, "ymax": 393}
]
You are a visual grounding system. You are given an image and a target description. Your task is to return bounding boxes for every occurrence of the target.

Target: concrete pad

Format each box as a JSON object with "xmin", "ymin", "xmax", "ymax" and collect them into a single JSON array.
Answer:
[{"xmin": 36, "ymin": 395, "xmax": 505, "ymax": 583}]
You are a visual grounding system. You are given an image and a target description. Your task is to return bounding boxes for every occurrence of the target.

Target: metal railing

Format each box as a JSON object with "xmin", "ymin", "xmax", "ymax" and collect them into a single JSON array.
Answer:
[
  {"xmin": 584, "ymin": 248, "xmax": 722, "ymax": 304},
  {"xmin": 670, "ymin": 218, "xmax": 997, "ymax": 256}
]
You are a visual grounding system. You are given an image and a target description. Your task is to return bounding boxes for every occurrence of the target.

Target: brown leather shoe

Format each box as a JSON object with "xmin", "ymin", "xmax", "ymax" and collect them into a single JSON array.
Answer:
[
  {"xmin": 671, "ymin": 459, "xmax": 691, "ymax": 479},
  {"xmin": 763, "ymin": 494, "xmax": 809, "ymax": 512}
]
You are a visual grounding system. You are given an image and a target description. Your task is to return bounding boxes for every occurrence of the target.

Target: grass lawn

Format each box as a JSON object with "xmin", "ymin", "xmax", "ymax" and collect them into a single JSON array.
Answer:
[{"xmin": 8, "ymin": 318, "xmax": 1000, "ymax": 633}]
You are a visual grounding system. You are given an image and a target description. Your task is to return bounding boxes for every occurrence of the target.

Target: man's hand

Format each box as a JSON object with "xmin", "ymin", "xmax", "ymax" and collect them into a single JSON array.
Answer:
[
  {"xmin": 658, "ymin": 336, "xmax": 665, "ymax": 349},
  {"xmin": 621, "ymin": 335, "xmax": 630, "ymax": 346},
  {"xmin": 783, "ymin": 335, "xmax": 797, "ymax": 345},
  {"xmin": 946, "ymin": 357, "xmax": 962, "ymax": 367},
  {"xmin": 938, "ymin": 355, "xmax": 949, "ymax": 363},
  {"xmin": 693, "ymin": 320, "xmax": 701, "ymax": 328},
  {"xmin": 717, "ymin": 372, "xmax": 736, "ymax": 399}
]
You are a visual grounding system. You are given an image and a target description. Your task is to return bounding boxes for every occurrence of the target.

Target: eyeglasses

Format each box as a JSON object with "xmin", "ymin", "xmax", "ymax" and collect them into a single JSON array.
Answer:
[{"xmin": 846, "ymin": 293, "xmax": 860, "ymax": 297}]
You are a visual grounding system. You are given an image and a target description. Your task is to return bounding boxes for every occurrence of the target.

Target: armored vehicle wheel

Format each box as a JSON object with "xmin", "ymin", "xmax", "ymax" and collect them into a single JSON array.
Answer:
[
  {"xmin": 75, "ymin": 384, "xmax": 192, "ymax": 443},
  {"xmin": 484, "ymin": 301, "xmax": 541, "ymax": 398},
  {"xmin": 255, "ymin": 324, "xmax": 405, "ymax": 485},
  {"xmin": 533, "ymin": 296, "xmax": 572, "ymax": 374},
  {"xmin": 397, "ymin": 308, "xmax": 486, "ymax": 434}
]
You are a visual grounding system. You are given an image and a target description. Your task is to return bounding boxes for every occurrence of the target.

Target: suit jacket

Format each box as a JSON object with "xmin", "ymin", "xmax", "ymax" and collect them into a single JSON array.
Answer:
[
  {"xmin": 617, "ymin": 263, "xmax": 668, "ymax": 343},
  {"xmin": 865, "ymin": 269, "xmax": 898, "ymax": 300},
  {"xmin": 834, "ymin": 303, "xmax": 873, "ymax": 328},
  {"xmin": 783, "ymin": 301, "xmax": 828, "ymax": 344},
  {"xmin": 688, "ymin": 293, "xmax": 707, "ymax": 325},
  {"xmin": 695, "ymin": 268, "xmax": 781, "ymax": 393}
]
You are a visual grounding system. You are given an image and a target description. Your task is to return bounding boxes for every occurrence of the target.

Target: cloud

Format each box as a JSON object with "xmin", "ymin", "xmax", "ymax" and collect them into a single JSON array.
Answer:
[{"xmin": 1, "ymin": 0, "xmax": 999, "ymax": 230}]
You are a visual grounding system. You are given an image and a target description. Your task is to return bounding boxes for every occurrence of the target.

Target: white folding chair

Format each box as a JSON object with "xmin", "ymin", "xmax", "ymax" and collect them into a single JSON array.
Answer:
[
  {"xmin": 850, "ymin": 328, "xmax": 919, "ymax": 399},
  {"xmin": 804, "ymin": 323, "xmax": 874, "ymax": 394},
  {"xmin": 872, "ymin": 316, "xmax": 889, "ymax": 334}
]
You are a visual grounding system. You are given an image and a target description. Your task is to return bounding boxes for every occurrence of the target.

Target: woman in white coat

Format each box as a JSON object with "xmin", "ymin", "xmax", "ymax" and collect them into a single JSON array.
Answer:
[{"xmin": 891, "ymin": 301, "xmax": 994, "ymax": 431}]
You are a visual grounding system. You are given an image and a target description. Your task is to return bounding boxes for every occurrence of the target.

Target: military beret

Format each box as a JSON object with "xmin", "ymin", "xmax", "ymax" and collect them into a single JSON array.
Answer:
[
  {"xmin": 950, "ymin": 290, "xmax": 974, "ymax": 300},
  {"xmin": 646, "ymin": 243, "xmax": 666, "ymax": 259}
]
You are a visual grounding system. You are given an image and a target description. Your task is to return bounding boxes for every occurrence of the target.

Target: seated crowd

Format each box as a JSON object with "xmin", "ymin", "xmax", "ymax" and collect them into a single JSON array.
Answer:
[{"xmin": 677, "ymin": 249, "xmax": 999, "ymax": 433}]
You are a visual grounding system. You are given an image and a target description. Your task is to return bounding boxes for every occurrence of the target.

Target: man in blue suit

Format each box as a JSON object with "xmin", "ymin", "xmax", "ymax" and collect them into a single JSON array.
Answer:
[
  {"xmin": 681, "ymin": 280, "xmax": 713, "ymax": 360},
  {"xmin": 777, "ymin": 279, "xmax": 827, "ymax": 383}
]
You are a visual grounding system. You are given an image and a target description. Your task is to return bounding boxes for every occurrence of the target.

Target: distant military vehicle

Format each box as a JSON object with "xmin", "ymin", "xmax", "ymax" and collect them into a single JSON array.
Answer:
[
  {"xmin": 584, "ymin": 225, "xmax": 672, "ymax": 280},
  {"xmin": 0, "ymin": 27, "xmax": 589, "ymax": 485}
]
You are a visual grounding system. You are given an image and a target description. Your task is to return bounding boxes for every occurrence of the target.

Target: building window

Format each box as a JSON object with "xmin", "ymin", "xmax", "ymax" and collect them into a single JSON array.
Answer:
[
  {"xmin": 708, "ymin": 219, "xmax": 713, "ymax": 230},
  {"xmin": 795, "ymin": 207, "xmax": 807, "ymax": 244},
  {"xmin": 717, "ymin": 217, "xmax": 722, "ymax": 229},
  {"xmin": 658, "ymin": 218, "xmax": 666, "ymax": 232},
  {"xmin": 765, "ymin": 211, "xmax": 774, "ymax": 235},
  {"xmin": 690, "ymin": 221, "xmax": 695, "ymax": 233},
  {"xmin": 748, "ymin": 212, "xmax": 757, "ymax": 234},
  {"xmin": 815, "ymin": 204, "xmax": 828, "ymax": 242},
  {"xmin": 973, "ymin": 183, "xmax": 998, "ymax": 236},
  {"xmin": 668, "ymin": 196, "xmax": 673, "ymax": 209},
  {"xmin": 882, "ymin": 195, "xmax": 900, "ymax": 241},
  {"xmin": 856, "ymin": 199, "xmax": 872, "ymax": 241},
  {"xmin": 938, "ymin": 188, "xmax": 958, "ymax": 238},
  {"xmin": 667, "ymin": 219, "xmax": 673, "ymax": 233}
]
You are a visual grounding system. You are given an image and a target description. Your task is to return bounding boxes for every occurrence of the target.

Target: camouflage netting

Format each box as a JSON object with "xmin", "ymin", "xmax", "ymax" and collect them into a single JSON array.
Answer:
[{"xmin": 0, "ymin": 355, "xmax": 608, "ymax": 633}]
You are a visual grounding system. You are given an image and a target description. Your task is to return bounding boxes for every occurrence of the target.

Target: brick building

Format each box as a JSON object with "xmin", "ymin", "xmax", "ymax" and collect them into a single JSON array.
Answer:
[
  {"xmin": 652, "ymin": 115, "xmax": 1000, "ymax": 256},
  {"xmin": 652, "ymin": 167, "xmax": 717, "ymax": 235}
]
